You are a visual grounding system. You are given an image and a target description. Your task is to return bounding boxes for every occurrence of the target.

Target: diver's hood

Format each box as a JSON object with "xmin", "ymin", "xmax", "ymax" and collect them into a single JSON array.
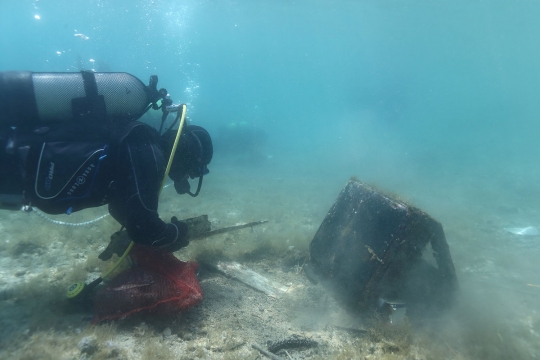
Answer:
[{"xmin": 163, "ymin": 125, "xmax": 213, "ymax": 196}]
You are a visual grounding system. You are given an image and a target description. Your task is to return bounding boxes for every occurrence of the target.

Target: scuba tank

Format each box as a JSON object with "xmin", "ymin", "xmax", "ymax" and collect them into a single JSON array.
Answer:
[
  {"xmin": 0, "ymin": 71, "xmax": 172, "ymax": 212},
  {"xmin": 0, "ymin": 71, "xmax": 166, "ymax": 127}
]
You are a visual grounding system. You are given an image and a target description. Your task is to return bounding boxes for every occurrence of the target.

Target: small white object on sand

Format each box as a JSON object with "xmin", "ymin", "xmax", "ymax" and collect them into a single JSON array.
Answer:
[{"xmin": 504, "ymin": 226, "xmax": 540, "ymax": 236}]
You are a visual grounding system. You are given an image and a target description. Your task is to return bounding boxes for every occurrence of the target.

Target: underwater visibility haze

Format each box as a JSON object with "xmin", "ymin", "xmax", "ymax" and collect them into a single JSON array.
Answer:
[{"xmin": 1, "ymin": 0, "xmax": 540, "ymax": 359}]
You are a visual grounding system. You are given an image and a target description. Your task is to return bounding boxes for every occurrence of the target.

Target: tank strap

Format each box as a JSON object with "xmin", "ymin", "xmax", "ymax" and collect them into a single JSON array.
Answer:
[
  {"xmin": 72, "ymin": 71, "xmax": 106, "ymax": 121},
  {"xmin": 81, "ymin": 70, "xmax": 99, "ymax": 99}
]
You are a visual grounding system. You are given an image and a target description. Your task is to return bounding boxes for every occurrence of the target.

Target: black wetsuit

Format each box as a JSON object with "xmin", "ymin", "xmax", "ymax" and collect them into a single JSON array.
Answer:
[{"xmin": 0, "ymin": 121, "xmax": 180, "ymax": 247}]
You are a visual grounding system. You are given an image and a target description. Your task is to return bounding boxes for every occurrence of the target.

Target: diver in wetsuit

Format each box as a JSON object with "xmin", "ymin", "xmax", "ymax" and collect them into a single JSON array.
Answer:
[
  {"xmin": 0, "ymin": 122, "xmax": 212, "ymax": 252},
  {"xmin": 0, "ymin": 71, "xmax": 213, "ymax": 252}
]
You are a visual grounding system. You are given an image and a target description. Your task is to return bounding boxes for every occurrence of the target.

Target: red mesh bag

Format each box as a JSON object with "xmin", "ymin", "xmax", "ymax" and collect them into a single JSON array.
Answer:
[{"xmin": 92, "ymin": 245, "xmax": 203, "ymax": 323}]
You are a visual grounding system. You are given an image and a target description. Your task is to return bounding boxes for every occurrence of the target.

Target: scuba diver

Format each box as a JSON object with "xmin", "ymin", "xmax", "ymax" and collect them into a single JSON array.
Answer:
[{"xmin": 0, "ymin": 71, "xmax": 213, "ymax": 252}]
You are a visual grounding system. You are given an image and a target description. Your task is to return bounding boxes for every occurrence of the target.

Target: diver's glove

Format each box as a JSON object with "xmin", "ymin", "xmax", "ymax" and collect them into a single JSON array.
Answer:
[
  {"xmin": 153, "ymin": 216, "xmax": 190, "ymax": 252},
  {"xmin": 99, "ymin": 230, "xmax": 132, "ymax": 261}
]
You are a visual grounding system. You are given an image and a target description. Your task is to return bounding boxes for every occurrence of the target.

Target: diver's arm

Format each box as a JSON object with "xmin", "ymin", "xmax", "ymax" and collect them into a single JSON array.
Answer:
[{"xmin": 108, "ymin": 131, "xmax": 188, "ymax": 250}]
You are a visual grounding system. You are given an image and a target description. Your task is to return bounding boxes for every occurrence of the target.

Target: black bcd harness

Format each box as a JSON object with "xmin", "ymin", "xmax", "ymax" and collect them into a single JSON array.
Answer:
[{"xmin": 7, "ymin": 121, "xmax": 156, "ymax": 215}]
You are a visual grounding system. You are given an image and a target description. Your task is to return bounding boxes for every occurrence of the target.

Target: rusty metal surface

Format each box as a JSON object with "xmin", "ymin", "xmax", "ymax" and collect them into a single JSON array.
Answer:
[{"xmin": 308, "ymin": 179, "xmax": 458, "ymax": 316}]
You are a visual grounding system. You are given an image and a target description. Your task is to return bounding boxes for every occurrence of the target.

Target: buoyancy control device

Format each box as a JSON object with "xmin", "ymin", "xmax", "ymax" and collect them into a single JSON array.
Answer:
[{"xmin": 0, "ymin": 71, "xmax": 168, "ymax": 127}]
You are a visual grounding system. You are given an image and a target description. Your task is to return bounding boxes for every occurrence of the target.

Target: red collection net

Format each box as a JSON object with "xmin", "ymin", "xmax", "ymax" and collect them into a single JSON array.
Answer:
[{"xmin": 92, "ymin": 245, "xmax": 203, "ymax": 323}]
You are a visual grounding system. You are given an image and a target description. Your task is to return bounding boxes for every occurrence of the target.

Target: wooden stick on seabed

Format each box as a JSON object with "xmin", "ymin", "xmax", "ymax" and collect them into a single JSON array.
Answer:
[{"xmin": 251, "ymin": 343, "xmax": 285, "ymax": 360}]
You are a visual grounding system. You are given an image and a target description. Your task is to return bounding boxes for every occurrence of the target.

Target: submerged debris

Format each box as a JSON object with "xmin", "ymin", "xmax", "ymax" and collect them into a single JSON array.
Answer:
[
  {"xmin": 308, "ymin": 179, "xmax": 459, "ymax": 318},
  {"xmin": 267, "ymin": 334, "xmax": 318, "ymax": 354},
  {"xmin": 504, "ymin": 226, "xmax": 540, "ymax": 236},
  {"xmin": 211, "ymin": 261, "xmax": 288, "ymax": 298}
]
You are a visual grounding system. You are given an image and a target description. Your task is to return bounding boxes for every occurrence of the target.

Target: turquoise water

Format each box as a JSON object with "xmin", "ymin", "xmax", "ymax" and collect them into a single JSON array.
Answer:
[
  {"xmin": 1, "ymin": 1, "xmax": 540, "ymax": 359},
  {"xmin": 2, "ymin": 0, "xmax": 540, "ymax": 177}
]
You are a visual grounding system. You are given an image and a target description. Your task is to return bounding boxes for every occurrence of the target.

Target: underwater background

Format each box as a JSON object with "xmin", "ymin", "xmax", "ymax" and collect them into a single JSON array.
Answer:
[{"xmin": 1, "ymin": 0, "xmax": 540, "ymax": 359}]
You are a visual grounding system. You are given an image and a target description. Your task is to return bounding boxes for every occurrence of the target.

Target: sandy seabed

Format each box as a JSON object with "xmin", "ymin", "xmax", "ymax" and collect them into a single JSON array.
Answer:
[{"xmin": 1, "ymin": 154, "xmax": 539, "ymax": 360}]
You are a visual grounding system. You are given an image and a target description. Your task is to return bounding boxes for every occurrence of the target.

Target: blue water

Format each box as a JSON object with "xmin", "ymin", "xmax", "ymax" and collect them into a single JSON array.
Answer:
[
  {"xmin": 3, "ymin": 1, "xmax": 540, "ymax": 175},
  {"xmin": 2, "ymin": 1, "xmax": 540, "ymax": 359}
]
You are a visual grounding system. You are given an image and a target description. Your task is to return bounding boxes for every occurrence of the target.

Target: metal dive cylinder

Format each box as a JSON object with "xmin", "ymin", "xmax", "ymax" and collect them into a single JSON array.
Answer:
[{"xmin": 0, "ymin": 71, "xmax": 152, "ymax": 127}]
